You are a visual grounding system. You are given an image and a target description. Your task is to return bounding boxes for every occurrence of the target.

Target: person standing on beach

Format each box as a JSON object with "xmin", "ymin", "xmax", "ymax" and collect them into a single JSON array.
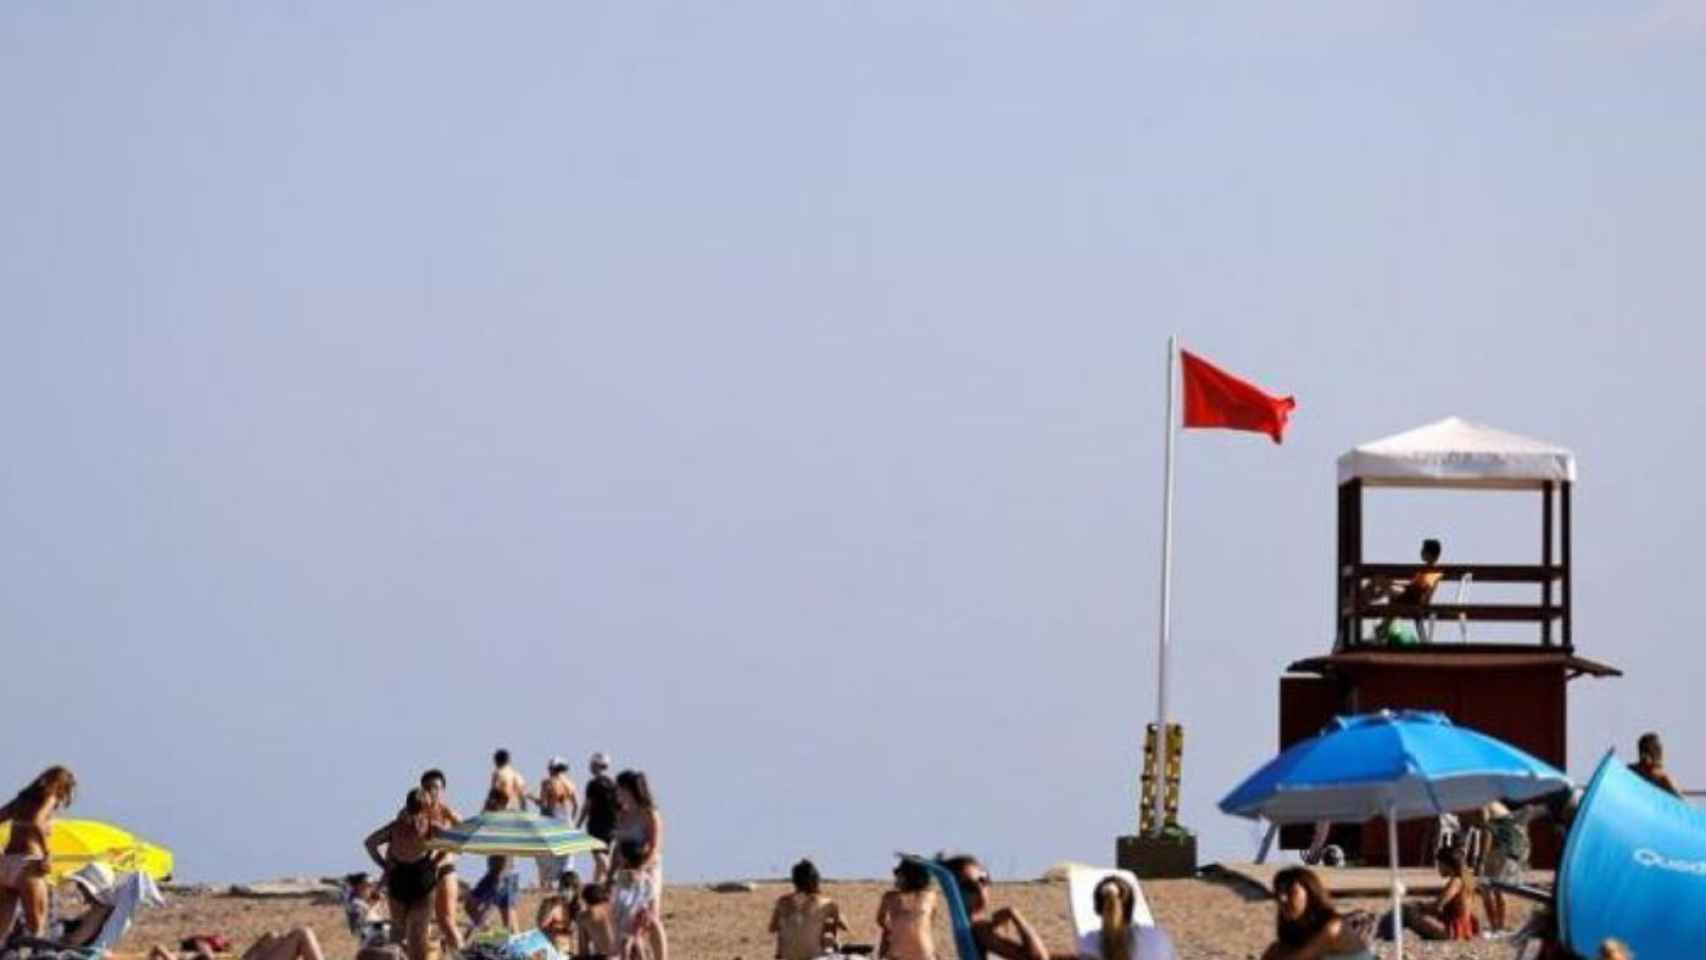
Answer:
[
  {"xmin": 467, "ymin": 789, "xmax": 524, "ymax": 934},
  {"xmin": 420, "ymin": 769, "xmax": 466, "ymax": 955},
  {"xmin": 1630, "ymin": 732, "xmax": 1684, "ymax": 797},
  {"xmin": 492, "ymin": 750, "xmax": 529, "ymax": 811},
  {"xmin": 533, "ymin": 758, "xmax": 580, "ymax": 889},
  {"xmin": 364, "ymin": 789, "xmax": 450, "ymax": 960},
  {"xmin": 578, "ymin": 753, "xmax": 619, "ymax": 883},
  {"xmin": 0, "ymin": 766, "xmax": 76, "ymax": 943},
  {"xmin": 612, "ymin": 770, "xmax": 667, "ymax": 960}
]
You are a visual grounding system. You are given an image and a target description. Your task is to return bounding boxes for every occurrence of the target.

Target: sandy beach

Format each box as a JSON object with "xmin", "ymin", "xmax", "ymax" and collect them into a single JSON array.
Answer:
[{"xmin": 125, "ymin": 875, "xmax": 1535, "ymax": 960}]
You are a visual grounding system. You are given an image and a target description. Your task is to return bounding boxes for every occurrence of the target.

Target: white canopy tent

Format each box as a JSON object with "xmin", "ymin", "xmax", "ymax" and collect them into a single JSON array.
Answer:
[
  {"xmin": 1335, "ymin": 416, "xmax": 1576, "ymax": 648},
  {"xmin": 1337, "ymin": 416, "xmax": 1576, "ymax": 490}
]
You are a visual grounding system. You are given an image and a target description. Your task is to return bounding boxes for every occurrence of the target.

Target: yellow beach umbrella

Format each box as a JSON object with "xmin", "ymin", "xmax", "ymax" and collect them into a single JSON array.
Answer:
[{"xmin": 0, "ymin": 819, "xmax": 174, "ymax": 881}]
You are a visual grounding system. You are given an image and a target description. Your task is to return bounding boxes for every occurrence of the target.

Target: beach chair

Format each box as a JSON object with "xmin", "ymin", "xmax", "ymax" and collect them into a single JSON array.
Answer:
[
  {"xmin": 89, "ymin": 870, "xmax": 166, "ymax": 951},
  {"xmin": 1065, "ymin": 863, "xmax": 1154, "ymax": 935},
  {"xmin": 9, "ymin": 871, "xmax": 166, "ymax": 958},
  {"xmin": 341, "ymin": 880, "xmax": 394, "ymax": 948},
  {"xmin": 1066, "ymin": 865, "xmax": 1182, "ymax": 960},
  {"xmin": 1423, "ymin": 572, "xmax": 1472, "ymax": 644},
  {"xmin": 898, "ymin": 854, "xmax": 983, "ymax": 960}
]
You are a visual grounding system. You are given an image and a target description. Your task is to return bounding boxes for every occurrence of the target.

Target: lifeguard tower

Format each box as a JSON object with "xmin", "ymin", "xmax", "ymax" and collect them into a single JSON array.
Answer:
[{"xmin": 1279, "ymin": 418, "xmax": 1621, "ymax": 868}]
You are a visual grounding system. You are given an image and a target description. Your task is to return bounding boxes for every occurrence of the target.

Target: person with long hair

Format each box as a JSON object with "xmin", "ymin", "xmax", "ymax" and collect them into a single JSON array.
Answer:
[
  {"xmin": 1081, "ymin": 875, "xmax": 1177, "ymax": 960},
  {"xmin": 876, "ymin": 858, "xmax": 937, "ymax": 960},
  {"xmin": 363, "ymin": 788, "xmax": 447, "ymax": 960},
  {"xmin": 611, "ymin": 770, "xmax": 667, "ymax": 960},
  {"xmin": 1262, "ymin": 867, "xmax": 1373, "ymax": 960},
  {"xmin": 0, "ymin": 765, "xmax": 77, "ymax": 942},
  {"xmin": 1400, "ymin": 846, "xmax": 1476, "ymax": 941}
]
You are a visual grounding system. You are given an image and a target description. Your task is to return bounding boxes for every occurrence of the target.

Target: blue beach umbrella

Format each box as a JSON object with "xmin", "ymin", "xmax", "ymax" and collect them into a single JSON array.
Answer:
[
  {"xmin": 1219, "ymin": 710, "xmax": 1571, "ymax": 959},
  {"xmin": 425, "ymin": 810, "xmax": 606, "ymax": 857}
]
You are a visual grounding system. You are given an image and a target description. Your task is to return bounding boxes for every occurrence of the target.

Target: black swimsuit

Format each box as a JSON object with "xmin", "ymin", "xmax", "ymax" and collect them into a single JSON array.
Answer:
[{"xmin": 387, "ymin": 856, "xmax": 439, "ymax": 907}]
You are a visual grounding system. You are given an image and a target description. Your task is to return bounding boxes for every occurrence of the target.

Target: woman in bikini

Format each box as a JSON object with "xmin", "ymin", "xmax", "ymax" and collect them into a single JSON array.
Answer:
[
  {"xmin": 0, "ymin": 766, "xmax": 77, "ymax": 943},
  {"xmin": 1401, "ymin": 846, "xmax": 1477, "ymax": 941},
  {"xmin": 876, "ymin": 858, "xmax": 937, "ymax": 960},
  {"xmin": 364, "ymin": 789, "xmax": 443, "ymax": 960},
  {"xmin": 610, "ymin": 771, "xmax": 666, "ymax": 960}
]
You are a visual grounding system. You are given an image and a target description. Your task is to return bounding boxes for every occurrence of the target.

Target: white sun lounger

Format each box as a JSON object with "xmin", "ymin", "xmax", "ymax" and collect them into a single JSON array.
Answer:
[{"xmin": 1066, "ymin": 863, "xmax": 1179, "ymax": 960}]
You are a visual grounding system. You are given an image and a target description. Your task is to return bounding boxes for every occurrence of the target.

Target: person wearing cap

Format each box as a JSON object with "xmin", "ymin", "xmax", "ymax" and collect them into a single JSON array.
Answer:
[
  {"xmin": 57, "ymin": 862, "xmax": 120, "ymax": 948},
  {"xmin": 531, "ymin": 758, "xmax": 580, "ymax": 890},
  {"xmin": 577, "ymin": 753, "xmax": 618, "ymax": 884}
]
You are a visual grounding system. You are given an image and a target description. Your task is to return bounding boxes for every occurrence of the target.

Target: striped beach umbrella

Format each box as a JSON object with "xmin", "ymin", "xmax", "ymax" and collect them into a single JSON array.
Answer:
[{"xmin": 424, "ymin": 810, "xmax": 606, "ymax": 857}]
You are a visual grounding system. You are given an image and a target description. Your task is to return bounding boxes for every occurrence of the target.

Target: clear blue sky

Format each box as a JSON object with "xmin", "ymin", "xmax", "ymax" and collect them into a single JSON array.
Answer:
[{"xmin": 3, "ymin": 3, "xmax": 1703, "ymax": 883}]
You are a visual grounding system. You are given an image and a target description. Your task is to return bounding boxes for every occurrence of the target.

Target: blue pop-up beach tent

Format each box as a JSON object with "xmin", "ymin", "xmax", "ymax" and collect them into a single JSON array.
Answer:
[{"xmin": 1557, "ymin": 752, "xmax": 1706, "ymax": 958}]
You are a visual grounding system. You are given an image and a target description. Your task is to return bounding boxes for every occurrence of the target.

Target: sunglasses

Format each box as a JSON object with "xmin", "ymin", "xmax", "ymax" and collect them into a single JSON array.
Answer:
[{"xmin": 959, "ymin": 873, "xmax": 991, "ymax": 890}]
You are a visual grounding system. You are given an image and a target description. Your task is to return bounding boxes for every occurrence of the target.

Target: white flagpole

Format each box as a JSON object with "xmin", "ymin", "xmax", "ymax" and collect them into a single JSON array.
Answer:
[{"xmin": 1151, "ymin": 335, "xmax": 1178, "ymax": 837}]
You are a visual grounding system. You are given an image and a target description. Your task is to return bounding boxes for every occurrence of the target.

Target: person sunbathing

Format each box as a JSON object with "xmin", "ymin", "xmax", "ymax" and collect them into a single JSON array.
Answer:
[
  {"xmin": 500, "ymin": 896, "xmax": 576, "ymax": 960},
  {"xmin": 1261, "ymin": 867, "xmax": 1373, "ymax": 960},
  {"xmin": 1082, "ymin": 875, "xmax": 1178, "ymax": 960},
  {"xmin": 876, "ymin": 858, "xmax": 937, "ymax": 960},
  {"xmin": 172, "ymin": 929, "xmax": 326, "ymax": 960},
  {"xmin": 768, "ymin": 859, "xmax": 847, "ymax": 960},
  {"xmin": 938, "ymin": 855, "xmax": 1064, "ymax": 960},
  {"xmin": 1400, "ymin": 847, "xmax": 1476, "ymax": 941},
  {"xmin": 0, "ymin": 766, "xmax": 77, "ymax": 943}
]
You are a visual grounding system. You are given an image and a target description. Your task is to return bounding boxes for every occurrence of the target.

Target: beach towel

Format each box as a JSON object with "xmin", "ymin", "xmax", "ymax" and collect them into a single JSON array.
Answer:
[
  {"xmin": 89, "ymin": 870, "xmax": 166, "ymax": 951},
  {"xmin": 499, "ymin": 929, "xmax": 564, "ymax": 960},
  {"xmin": 900, "ymin": 855, "xmax": 982, "ymax": 960}
]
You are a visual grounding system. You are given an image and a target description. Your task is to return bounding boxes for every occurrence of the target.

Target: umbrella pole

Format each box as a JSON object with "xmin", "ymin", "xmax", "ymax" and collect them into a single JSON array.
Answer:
[{"xmin": 1388, "ymin": 804, "xmax": 1403, "ymax": 960}]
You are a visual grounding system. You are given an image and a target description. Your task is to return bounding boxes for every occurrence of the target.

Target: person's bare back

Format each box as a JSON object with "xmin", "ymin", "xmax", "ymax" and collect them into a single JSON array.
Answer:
[
  {"xmin": 771, "ymin": 892, "xmax": 842, "ymax": 960},
  {"xmin": 490, "ymin": 750, "xmax": 529, "ymax": 811},
  {"xmin": 877, "ymin": 889, "xmax": 936, "ymax": 960},
  {"xmin": 576, "ymin": 902, "xmax": 619, "ymax": 957}
]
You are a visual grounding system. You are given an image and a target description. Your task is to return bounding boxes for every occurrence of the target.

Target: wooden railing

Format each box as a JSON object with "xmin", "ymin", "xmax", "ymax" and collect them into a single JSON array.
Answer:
[{"xmin": 1339, "ymin": 563, "xmax": 1569, "ymax": 647}]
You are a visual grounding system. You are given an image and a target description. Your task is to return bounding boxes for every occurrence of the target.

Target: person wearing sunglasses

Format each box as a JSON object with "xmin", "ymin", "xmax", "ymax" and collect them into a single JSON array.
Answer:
[{"xmin": 937, "ymin": 855, "xmax": 1063, "ymax": 960}]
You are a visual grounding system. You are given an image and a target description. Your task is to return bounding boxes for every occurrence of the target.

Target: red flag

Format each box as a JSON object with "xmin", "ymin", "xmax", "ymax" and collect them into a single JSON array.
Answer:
[{"xmin": 1180, "ymin": 349, "xmax": 1296, "ymax": 443}]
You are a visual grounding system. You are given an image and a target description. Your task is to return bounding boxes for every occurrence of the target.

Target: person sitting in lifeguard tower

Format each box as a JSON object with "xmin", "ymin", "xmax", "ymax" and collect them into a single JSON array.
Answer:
[{"xmin": 1363, "ymin": 539, "xmax": 1445, "ymax": 645}]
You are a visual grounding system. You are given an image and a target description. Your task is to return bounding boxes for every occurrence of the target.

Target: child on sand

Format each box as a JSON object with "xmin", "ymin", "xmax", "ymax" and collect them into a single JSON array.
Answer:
[
  {"xmin": 768, "ymin": 860, "xmax": 847, "ymax": 960},
  {"xmin": 876, "ymin": 859, "xmax": 937, "ymax": 960},
  {"xmin": 575, "ymin": 883, "xmax": 620, "ymax": 958}
]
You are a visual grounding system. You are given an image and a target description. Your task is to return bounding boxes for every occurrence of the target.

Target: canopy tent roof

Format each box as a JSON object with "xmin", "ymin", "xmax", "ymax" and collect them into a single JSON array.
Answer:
[{"xmin": 1337, "ymin": 417, "xmax": 1576, "ymax": 489}]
